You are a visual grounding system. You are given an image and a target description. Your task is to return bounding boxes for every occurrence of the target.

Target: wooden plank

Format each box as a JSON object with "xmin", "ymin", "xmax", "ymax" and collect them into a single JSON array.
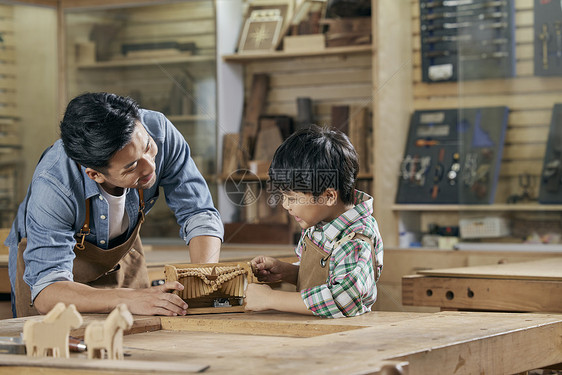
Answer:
[
  {"xmin": 267, "ymin": 69, "xmax": 372, "ymax": 88},
  {"xmin": 224, "ymin": 45, "xmax": 373, "ymax": 63},
  {"xmin": 121, "ymin": 19, "xmax": 215, "ymax": 41},
  {"xmin": 125, "ymin": 3, "xmax": 214, "ymax": 23},
  {"xmin": 417, "ymin": 257, "xmax": 562, "ymax": 280},
  {"xmin": 0, "ymin": 79, "xmax": 17, "ymax": 92},
  {"xmin": 414, "ymin": 77, "xmax": 562, "ymax": 98},
  {"xmin": 505, "ymin": 126, "xmax": 549, "ymax": 143},
  {"xmin": 510, "ymin": 109, "xmax": 552, "ymax": 126},
  {"xmin": 265, "ymin": 99, "xmax": 371, "ymax": 117},
  {"xmin": 245, "ymin": 53, "xmax": 372, "ymax": 73},
  {"xmin": 240, "ymin": 73, "xmax": 268, "ymax": 162},
  {"xmin": 4, "ymin": 0, "xmax": 56, "ymax": 7},
  {"xmin": 0, "ymin": 49, "xmax": 15, "ymax": 63},
  {"xmin": 0, "ymin": 5, "xmax": 14, "ymax": 18},
  {"xmin": 414, "ymin": 93, "xmax": 562, "ymax": 111},
  {"xmin": 403, "ymin": 275, "xmax": 562, "ymax": 312},
  {"xmin": 500, "ymin": 160, "xmax": 544, "ymax": 176},
  {"xmin": 503, "ymin": 143, "xmax": 546, "ymax": 160},
  {"xmin": 0, "ymin": 20, "xmax": 13, "ymax": 34},
  {"xmin": 0, "ymin": 92, "xmax": 17, "ymax": 105},
  {"xmin": 268, "ymin": 83, "xmax": 371, "ymax": 102},
  {"xmin": 0, "ymin": 64, "xmax": 16, "ymax": 76},
  {"xmin": 0, "ymin": 106, "xmax": 16, "ymax": 118},
  {"xmin": 161, "ymin": 316, "xmax": 365, "ymax": 337},
  {"xmin": 0, "ymin": 354, "xmax": 209, "ymax": 373}
]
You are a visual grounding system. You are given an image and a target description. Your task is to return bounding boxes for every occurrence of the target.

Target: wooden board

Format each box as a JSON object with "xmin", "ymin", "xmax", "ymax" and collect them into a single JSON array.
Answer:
[
  {"xmin": 403, "ymin": 274, "xmax": 562, "ymax": 312},
  {"xmin": 417, "ymin": 257, "xmax": 562, "ymax": 280},
  {"xmin": 1, "ymin": 311, "xmax": 562, "ymax": 374}
]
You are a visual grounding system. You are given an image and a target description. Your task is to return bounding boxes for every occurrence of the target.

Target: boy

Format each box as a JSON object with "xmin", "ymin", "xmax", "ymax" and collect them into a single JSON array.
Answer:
[{"xmin": 245, "ymin": 125, "xmax": 383, "ymax": 318}]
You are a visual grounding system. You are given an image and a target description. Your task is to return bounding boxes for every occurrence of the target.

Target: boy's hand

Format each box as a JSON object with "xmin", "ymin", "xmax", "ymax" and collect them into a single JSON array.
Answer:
[
  {"xmin": 250, "ymin": 256, "xmax": 284, "ymax": 282},
  {"xmin": 245, "ymin": 283, "xmax": 273, "ymax": 311}
]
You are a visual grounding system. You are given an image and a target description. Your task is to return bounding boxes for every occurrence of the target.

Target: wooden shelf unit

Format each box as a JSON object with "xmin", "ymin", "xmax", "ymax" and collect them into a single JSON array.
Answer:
[
  {"xmin": 221, "ymin": 36, "xmax": 376, "ymax": 238},
  {"xmin": 76, "ymin": 54, "xmax": 215, "ymax": 69}
]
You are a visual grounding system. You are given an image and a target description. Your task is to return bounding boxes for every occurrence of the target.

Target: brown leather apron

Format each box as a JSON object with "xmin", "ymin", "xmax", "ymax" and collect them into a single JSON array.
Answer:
[
  {"xmin": 15, "ymin": 190, "xmax": 149, "ymax": 317},
  {"xmin": 296, "ymin": 232, "xmax": 379, "ymax": 291}
]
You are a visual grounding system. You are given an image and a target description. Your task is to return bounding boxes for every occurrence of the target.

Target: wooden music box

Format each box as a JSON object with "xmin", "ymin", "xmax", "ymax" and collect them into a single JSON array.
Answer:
[{"xmin": 164, "ymin": 262, "xmax": 256, "ymax": 314}]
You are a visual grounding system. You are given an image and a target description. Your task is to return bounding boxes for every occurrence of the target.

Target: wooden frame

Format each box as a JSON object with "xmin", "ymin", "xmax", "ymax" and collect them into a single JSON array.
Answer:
[
  {"xmin": 238, "ymin": 8, "xmax": 284, "ymax": 53},
  {"xmin": 237, "ymin": 0, "xmax": 295, "ymax": 50},
  {"xmin": 164, "ymin": 262, "xmax": 256, "ymax": 314}
]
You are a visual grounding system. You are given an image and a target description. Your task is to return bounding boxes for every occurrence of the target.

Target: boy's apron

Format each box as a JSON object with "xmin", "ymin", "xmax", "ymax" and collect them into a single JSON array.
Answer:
[
  {"xmin": 15, "ymin": 190, "xmax": 149, "ymax": 317},
  {"xmin": 296, "ymin": 232, "xmax": 380, "ymax": 291}
]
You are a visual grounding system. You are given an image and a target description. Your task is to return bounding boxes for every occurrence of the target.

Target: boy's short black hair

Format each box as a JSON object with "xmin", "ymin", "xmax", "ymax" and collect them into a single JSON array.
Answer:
[{"xmin": 268, "ymin": 125, "xmax": 359, "ymax": 205}]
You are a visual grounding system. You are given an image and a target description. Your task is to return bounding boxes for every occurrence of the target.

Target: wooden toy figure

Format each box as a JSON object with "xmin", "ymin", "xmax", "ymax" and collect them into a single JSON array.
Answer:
[
  {"xmin": 85, "ymin": 304, "xmax": 133, "ymax": 359},
  {"xmin": 23, "ymin": 302, "xmax": 84, "ymax": 358}
]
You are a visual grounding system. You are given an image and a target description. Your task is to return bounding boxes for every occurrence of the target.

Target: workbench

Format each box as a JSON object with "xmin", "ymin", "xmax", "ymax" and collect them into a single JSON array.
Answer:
[
  {"xmin": 1, "ymin": 310, "xmax": 562, "ymax": 374},
  {"xmin": 402, "ymin": 257, "xmax": 562, "ymax": 312}
]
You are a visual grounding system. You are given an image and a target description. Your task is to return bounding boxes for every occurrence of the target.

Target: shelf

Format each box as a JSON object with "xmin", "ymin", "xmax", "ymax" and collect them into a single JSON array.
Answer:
[
  {"xmin": 222, "ymin": 45, "xmax": 373, "ymax": 63},
  {"xmin": 76, "ymin": 55, "xmax": 215, "ymax": 69},
  {"xmin": 392, "ymin": 204, "xmax": 562, "ymax": 212}
]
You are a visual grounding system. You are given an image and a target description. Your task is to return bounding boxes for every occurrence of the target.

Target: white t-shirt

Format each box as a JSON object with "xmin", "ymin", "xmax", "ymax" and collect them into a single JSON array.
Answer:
[{"xmin": 99, "ymin": 187, "xmax": 129, "ymax": 240}]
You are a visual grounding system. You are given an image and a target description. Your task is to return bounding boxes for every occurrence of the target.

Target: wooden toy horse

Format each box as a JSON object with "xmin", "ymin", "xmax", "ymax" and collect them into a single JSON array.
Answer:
[
  {"xmin": 85, "ymin": 304, "xmax": 133, "ymax": 359},
  {"xmin": 23, "ymin": 303, "xmax": 84, "ymax": 358}
]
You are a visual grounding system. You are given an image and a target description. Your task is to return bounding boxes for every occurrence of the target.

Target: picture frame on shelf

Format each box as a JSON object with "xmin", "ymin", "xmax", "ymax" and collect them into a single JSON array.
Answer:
[
  {"xmin": 236, "ymin": 0, "xmax": 295, "ymax": 53},
  {"xmin": 238, "ymin": 9, "xmax": 284, "ymax": 53}
]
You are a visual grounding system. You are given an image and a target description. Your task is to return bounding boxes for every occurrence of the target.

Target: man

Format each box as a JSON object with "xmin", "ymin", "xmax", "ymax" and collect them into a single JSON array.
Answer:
[{"xmin": 6, "ymin": 92, "xmax": 223, "ymax": 317}]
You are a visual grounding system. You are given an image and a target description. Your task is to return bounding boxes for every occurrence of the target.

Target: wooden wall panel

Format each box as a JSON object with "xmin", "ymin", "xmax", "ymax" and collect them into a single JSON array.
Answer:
[
  {"xmin": 410, "ymin": 0, "xmax": 560, "ymax": 203},
  {"xmin": 244, "ymin": 53, "xmax": 373, "ymax": 125},
  {"xmin": 0, "ymin": 4, "xmax": 16, "ymax": 120}
]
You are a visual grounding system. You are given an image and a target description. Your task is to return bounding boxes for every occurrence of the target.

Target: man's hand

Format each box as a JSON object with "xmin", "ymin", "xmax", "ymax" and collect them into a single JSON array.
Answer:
[
  {"xmin": 245, "ymin": 283, "xmax": 274, "ymax": 312},
  {"xmin": 34, "ymin": 280, "xmax": 189, "ymax": 316},
  {"xmin": 124, "ymin": 281, "xmax": 188, "ymax": 316},
  {"xmin": 250, "ymin": 256, "xmax": 285, "ymax": 283}
]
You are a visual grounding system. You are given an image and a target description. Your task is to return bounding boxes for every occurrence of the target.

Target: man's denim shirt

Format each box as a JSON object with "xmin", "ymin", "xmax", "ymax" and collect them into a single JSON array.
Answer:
[{"xmin": 6, "ymin": 109, "xmax": 224, "ymax": 302}]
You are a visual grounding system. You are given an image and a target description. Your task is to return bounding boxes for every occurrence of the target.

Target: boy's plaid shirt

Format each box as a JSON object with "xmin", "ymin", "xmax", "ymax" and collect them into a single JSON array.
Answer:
[{"xmin": 296, "ymin": 190, "xmax": 384, "ymax": 318}]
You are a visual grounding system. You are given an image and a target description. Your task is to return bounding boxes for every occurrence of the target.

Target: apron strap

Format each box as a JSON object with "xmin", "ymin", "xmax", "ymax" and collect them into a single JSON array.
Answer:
[
  {"xmin": 333, "ymin": 232, "xmax": 381, "ymax": 282},
  {"xmin": 74, "ymin": 163, "xmax": 145, "ymax": 251}
]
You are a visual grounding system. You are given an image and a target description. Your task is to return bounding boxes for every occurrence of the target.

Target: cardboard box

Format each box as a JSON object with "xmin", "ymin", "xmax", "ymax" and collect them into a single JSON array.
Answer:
[{"xmin": 283, "ymin": 34, "xmax": 325, "ymax": 52}]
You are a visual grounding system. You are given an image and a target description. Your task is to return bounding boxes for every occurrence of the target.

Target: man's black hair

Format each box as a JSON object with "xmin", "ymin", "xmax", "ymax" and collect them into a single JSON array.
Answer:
[
  {"xmin": 60, "ymin": 92, "xmax": 140, "ymax": 171},
  {"xmin": 268, "ymin": 125, "xmax": 359, "ymax": 205}
]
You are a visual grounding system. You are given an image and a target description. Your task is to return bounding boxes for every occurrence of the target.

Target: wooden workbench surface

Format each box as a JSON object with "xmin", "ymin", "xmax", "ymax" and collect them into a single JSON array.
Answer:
[
  {"xmin": 1, "ymin": 310, "xmax": 562, "ymax": 374},
  {"xmin": 416, "ymin": 257, "xmax": 562, "ymax": 280}
]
